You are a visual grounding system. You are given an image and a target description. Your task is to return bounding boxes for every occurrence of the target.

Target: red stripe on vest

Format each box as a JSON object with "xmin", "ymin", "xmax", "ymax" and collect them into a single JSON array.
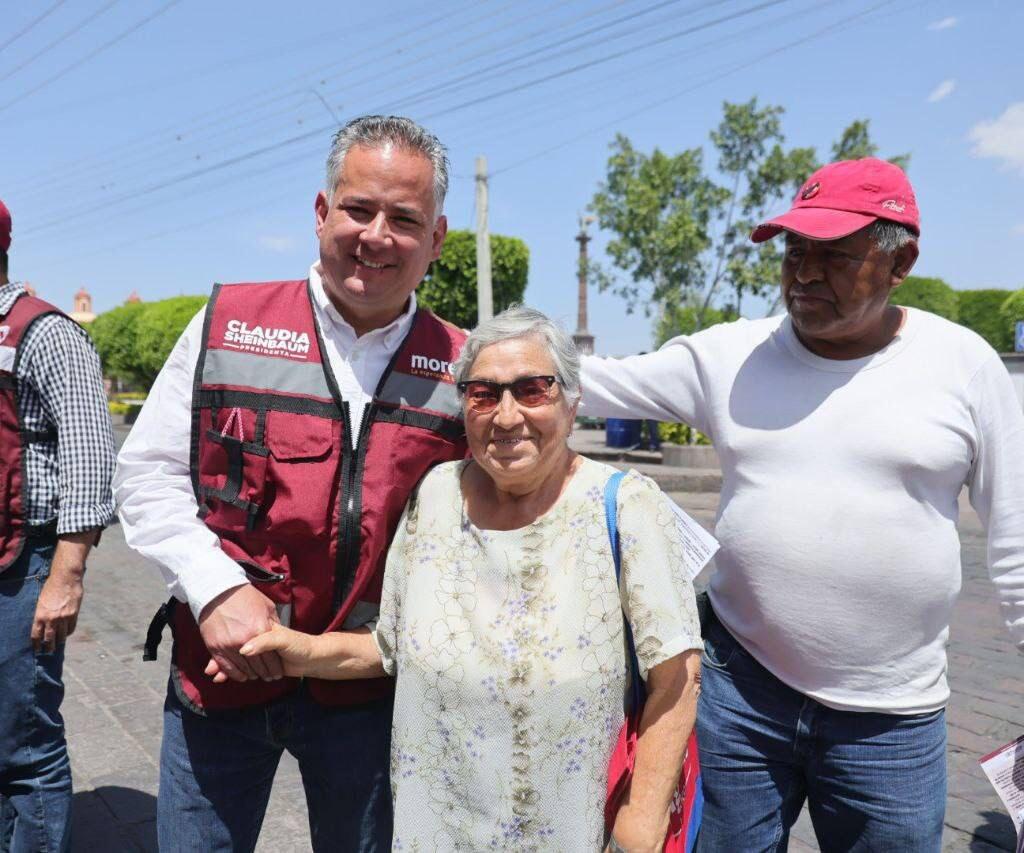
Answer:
[{"xmin": 178, "ymin": 280, "xmax": 467, "ymax": 711}]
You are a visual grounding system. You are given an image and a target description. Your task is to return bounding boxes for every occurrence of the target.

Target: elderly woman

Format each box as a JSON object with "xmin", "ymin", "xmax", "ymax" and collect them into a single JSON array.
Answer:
[{"xmin": 234, "ymin": 306, "xmax": 704, "ymax": 851}]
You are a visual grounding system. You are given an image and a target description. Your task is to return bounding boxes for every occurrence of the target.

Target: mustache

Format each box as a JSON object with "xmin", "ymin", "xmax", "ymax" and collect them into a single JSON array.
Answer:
[{"xmin": 787, "ymin": 285, "xmax": 834, "ymax": 302}]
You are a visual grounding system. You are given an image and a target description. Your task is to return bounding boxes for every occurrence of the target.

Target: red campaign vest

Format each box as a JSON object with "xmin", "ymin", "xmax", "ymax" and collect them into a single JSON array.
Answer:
[
  {"xmin": 174, "ymin": 280, "xmax": 467, "ymax": 712},
  {"xmin": 0, "ymin": 293, "xmax": 65, "ymax": 571}
]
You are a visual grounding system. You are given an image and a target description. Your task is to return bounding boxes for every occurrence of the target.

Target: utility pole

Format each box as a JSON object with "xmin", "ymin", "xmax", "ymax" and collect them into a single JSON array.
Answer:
[
  {"xmin": 572, "ymin": 215, "xmax": 595, "ymax": 355},
  {"xmin": 475, "ymin": 156, "xmax": 493, "ymax": 324}
]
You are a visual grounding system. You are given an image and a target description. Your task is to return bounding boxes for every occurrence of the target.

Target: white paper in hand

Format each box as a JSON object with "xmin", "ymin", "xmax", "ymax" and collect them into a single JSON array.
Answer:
[
  {"xmin": 979, "ymin": 735, "xmax": 1024, "ymax": 847},
  {"xmin": 667, "ymin": 502, "xmax": 719, "ymax": 581}
]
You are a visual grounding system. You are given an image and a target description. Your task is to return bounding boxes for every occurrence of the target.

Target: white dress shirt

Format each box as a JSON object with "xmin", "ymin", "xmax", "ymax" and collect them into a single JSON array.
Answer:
[{"xmin": 114, "ymin": 264, "xmax": 417, "ymax": 620}]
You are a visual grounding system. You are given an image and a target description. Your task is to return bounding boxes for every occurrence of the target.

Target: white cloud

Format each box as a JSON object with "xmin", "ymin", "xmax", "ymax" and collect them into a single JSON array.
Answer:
[
  {"xmin": 969, "ymin": 102, "xmax": 1024, "ymax": 174},
  {"xmin": 927, "ymin": 79, "xmax": 955, "ymax": 103},
  {"xmin": 258, "ymin": 235, "xmax": 295, "ymax": 253},
  {"xmin": 928, "ymin": 16, "xmax": 958, "ymax": 31}
]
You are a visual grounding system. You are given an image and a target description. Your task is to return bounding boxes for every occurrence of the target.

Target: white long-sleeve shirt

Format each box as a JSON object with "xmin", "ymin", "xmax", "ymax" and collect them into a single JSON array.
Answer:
[
  {"xmin": 581, "ymin": 308, "xmax": 1024, "ymax": 714},
  {"xmin": 114, "ymin": 264, "xmax": 417, "ymax": 620}
]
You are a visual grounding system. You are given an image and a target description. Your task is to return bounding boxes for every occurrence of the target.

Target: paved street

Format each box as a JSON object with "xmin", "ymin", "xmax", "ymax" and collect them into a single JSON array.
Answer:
[{"xmin": 63, "ymin": 474, "xmax": 1019, "ymax": 850}]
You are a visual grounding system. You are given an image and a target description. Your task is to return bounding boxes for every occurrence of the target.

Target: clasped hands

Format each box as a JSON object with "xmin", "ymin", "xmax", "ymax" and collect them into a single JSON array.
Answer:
[{"xmin": 198, "ymin": 583, "xmax": 310, "ymax": 683}]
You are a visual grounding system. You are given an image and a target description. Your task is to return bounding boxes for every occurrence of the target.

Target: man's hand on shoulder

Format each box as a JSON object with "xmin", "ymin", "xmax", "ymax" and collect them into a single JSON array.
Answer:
[{"xmin": 198, "ymin": 583, "xmax": 284, "ymax": 682}]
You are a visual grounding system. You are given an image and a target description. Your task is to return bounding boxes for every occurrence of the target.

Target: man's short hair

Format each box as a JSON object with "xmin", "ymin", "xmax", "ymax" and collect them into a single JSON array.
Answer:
[
  {"xmin": 325, "ymin": 115, "xmax": 450, "ymax": 216},
  {"xmin": 0, "ymin": 250, "xmax": 7, "ymax": 278}
]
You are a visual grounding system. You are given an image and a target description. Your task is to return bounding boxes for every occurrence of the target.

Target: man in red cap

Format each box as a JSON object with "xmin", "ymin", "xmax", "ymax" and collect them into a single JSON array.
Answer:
[
  {"xmin": 0, "ymin": 198, "xmax": 116, "ymax": 850},
  {"xmin": 580, "ymin": 158, "xmax": 1024, "ymax": 850}
]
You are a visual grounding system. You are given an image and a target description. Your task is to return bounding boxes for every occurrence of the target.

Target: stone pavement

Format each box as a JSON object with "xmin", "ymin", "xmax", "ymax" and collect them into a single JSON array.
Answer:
[{"xmin": 62, "ymin": 455, "xmax": 1020, "ymax": 850}]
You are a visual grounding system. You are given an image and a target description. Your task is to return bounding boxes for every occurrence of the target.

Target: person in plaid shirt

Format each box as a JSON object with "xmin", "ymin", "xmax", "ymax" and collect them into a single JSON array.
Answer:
[{"xmin": 0, "ymin": 199, "xmax": 116, "ymax": 852}]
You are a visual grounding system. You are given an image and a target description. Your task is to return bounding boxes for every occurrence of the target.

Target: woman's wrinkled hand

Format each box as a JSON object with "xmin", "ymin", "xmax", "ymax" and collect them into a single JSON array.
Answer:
[{"xmin": 204, "ymin": 623, "xmax": 316, "ymax": 682}]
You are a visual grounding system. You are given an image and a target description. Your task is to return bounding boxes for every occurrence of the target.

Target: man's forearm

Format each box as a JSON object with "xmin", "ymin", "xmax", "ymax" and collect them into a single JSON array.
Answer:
[
  {"xmin": 31, "ymin": 529, "xmax": 99, "ymax": 651},
  {"xmin": 51, "ymin": 529, "xmax": 99, "ymax": 577},
  {"xmin": 580, "ymin": 349, "xmax": 704, "ymax": 426}
]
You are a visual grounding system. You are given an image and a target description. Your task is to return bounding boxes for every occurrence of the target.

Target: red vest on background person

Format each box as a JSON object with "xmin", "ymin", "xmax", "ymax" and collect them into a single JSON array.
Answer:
[
  {"xmin": 173, "ymin": 279, "xmax": 468, "ymax": 712},
  {"xmin": 0, "ymin": 292, "xmax": 65, "ymax": 572}
]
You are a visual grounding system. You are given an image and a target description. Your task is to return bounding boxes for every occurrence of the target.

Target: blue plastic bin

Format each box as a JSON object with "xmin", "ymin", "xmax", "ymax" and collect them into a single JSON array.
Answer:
[{"xmin": 605, "ymin": 418, "xmax": 642, "ymax": 448}]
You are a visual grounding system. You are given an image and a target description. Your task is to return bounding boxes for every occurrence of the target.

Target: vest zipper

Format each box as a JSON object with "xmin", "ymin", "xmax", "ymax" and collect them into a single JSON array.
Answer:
[
  {"xmin": 334, "ymin": 400, "xmax": 374, "ymax": 613},
  {"xmin": 327, "ymin": 306, "xmax": 421, "ymax": 616},
  {"xmin": 335, "ymin": 402, "xmax": 355, "ymax": 612}
]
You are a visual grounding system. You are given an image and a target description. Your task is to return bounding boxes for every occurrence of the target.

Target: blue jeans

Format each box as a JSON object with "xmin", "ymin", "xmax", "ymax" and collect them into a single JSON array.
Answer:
[
  {"xmin": 696, "ymin": 611, "xmax": 946, "ymax": 852},
  {"xmin": 158, "ymin": 680, "xmax": 393, "ymax": 852},
  {"xmin": 0, "ymin": 540, "xmax": 71, "ymax": 853}
]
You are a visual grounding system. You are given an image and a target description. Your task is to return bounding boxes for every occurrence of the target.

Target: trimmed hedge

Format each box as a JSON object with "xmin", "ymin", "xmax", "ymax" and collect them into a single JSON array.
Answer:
[
  {"xmin": 958, "ymin": 289, "xmax": 1013, "ymax": 351},
  {"xmin": 889, "ymin": 276, "xmax": 958, "ymax": 321}
]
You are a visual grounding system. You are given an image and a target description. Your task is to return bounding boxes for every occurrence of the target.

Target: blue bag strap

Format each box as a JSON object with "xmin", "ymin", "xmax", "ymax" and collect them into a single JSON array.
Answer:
[{"xmin": 603, "ymin": 471, "xmax": 645, "ymax": 713}]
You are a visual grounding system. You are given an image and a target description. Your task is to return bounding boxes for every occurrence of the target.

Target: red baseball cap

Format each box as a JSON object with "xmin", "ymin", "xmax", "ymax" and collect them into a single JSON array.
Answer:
[
  {"xmin": 0, "ymin": 199, "xmax": 10, "ymax": 252},
  {"xmin": 750, "ymin": 157, "xmax": 919, "ymax": 244}
]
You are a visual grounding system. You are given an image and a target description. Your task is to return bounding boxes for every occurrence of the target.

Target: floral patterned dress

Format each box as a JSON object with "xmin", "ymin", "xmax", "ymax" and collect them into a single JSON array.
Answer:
[{"xmin": 372, "ymin": 457, "xmax": 703, "ymax": 852}]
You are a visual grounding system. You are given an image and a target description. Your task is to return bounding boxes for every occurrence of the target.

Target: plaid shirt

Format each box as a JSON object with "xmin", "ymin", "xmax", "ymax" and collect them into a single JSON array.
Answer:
[{"xmin": 0, "ymin": 282, "xmax": 115, "ymax": 534}]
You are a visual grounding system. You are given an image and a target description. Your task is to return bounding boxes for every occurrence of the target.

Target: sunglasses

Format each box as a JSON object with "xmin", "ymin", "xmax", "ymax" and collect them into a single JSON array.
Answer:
[{"xmin": 456, "ymin": 375, "xmax": 557, "ymax": 413}]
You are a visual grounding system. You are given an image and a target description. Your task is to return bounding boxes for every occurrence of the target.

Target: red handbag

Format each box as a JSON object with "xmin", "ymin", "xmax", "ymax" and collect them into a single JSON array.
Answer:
[{"xmin": 603, "ymin": 472, "xmax": 703, "ymax": 852}]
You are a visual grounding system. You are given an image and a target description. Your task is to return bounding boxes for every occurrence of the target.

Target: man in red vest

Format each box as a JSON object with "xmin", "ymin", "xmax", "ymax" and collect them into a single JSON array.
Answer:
[
  {"xmin": 115, "ymin": 117, "xmax": 468, "ymax": 852},
  {"xmin": 0, "ymin": 199, "xmax": 116, "ymax": 851}
]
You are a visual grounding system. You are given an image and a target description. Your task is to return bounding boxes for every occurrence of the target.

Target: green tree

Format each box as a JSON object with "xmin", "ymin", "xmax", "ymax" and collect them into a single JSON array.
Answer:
[
  {"xmin": 654, "ymin": 302, "xmax": 736, "ymax": 347},
  {"xmin": 134, "ymin": 296, "xmax": 208, "ymax": 385},
  {"xmin": 830, "ymin": 119, "xmax": 910, "ymax": 169},
  {"xmin": 957, "ymin": 289, "xmax": 1013, "ymax": 351},
  {"xmin": 707, "ymin": 100, "xmax": 816, "ymax": 320},
  {"xmin": 889, "ymin": 276, "xmax": 959, "ymax": 321},
  {"xmin": 88, "ymin": 301, "xmax": 149, "ymax": 384},
  {"xmin": 999, "ymin": 290, "xmax": 1024, "ymax": 352},
  {"xmin": 588, "ymin": 134, "xmax": 724, "ymax": 319},
  {"xmin": 418, "ymin": 229, "xmax": 529, "ymax": 329},
  {"xmin": 589, "ymin": 102, "xmax": 907, "ymax": 330}
]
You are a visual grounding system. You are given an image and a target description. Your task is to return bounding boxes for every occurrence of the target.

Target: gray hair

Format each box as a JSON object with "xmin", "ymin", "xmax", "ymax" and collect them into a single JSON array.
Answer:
[
  {"xmin": 325, "ymin": 115, "xmax": 449, "ymax": 216},
  {"xmin": 453, "ymin": 305, "xmax": 582, "ymax": 406},
  {"xmin": 869, "ymin": 219, "xmax": 916, "ymax": 254}
]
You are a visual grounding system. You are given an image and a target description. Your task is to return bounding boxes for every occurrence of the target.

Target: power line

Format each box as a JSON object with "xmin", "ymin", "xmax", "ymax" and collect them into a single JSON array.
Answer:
[
  {"xmin": 0, "ymin": 0, "xmax": 69, "ymax": 54},
  {"xmin": 1, "ymin": 0, "xmax": 491, "ymax": 193},
  {"xmin": 490, "ymin": 0, "xmax": 903, "ymax": 177},
  {"xmin": 17, "ymin": 0, "xmax": 757, "ymax": 234},
  {"xmin": 4, "ymin": 0, "xmax": 591, "ymax": 201},
  {"xmin": 446, "ymin": 0, "xmax": 843, "ymax": 150},
  {"xmin": 27, "ymin": 0, "xmax": 720, "ymax": 197},
  {"xmin": 16, "ymin": 0, "xmax": 900, "ymax": 244},
  {"xmin": 0, "ymin": 0, "xmax": 185, "ymax": 114},
  {"xmin": 0, "ymin": 0, "xmax": 121, "ymax": 85},
  {"xmin": 18, "ymin": 122, "xmax": 335, "ymax": 239},
  {"xmin": 421, "ymin": 0, "xmax": 793, "ymax": 121},
  {"xmin": 23, "ymin": 0, "xmax": 900, "ymax": 268},
  {"xmin": 379, "ymin": 0, "xmax": 730, "ymax": 114}
]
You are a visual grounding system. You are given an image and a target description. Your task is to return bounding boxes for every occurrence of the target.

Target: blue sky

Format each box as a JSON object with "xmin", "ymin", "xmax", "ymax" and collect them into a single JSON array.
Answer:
[{"xmin": 2, "ymin": 0, "xmax": 1022, "ymax": 355}]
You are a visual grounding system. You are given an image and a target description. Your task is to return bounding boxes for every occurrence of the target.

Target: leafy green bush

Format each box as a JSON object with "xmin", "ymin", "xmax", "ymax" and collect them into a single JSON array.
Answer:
[
  {"xmin": 88, "ymin": 302, "xmax": 149, "ymax": 384},
  {"xmin": 134, "ymin": 296, "xmax": 208, "ymax": 385},
  {"xmin": 889, "ymin": 276, "xmax": 958, "ymax": 321},
  {"xmin": 958, "ymin": 289, "xmax": 1013, "ymax": 351},
  {"xmin": 658, "ymin": 422, "xmax": 711, "ymax": 445},
  {"xmin": 418, "ymin": 230, "xmax": 529, "ymax": 329},
  {"xmin": 999, "ymin": 290, "xmax": 1024, "ymax": 352}
]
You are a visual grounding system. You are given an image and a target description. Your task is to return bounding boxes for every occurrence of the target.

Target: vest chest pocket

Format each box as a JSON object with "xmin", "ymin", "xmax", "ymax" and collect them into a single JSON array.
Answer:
[
  {"xmin": 262, "ymin": 411, "xmax": 338, "ymax": 537},
  {"xmin": 198, "ymin": 408, "xmax": 269, "ymax": 532}
]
